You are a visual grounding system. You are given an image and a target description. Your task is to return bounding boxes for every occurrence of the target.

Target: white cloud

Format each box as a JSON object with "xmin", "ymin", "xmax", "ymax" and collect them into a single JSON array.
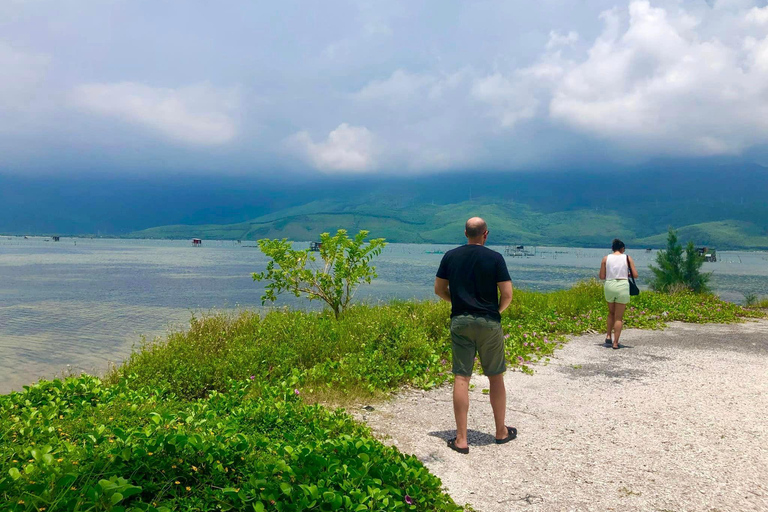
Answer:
[
  {"xmin": 547, "ymin": 0, "xmax": 768, "ymax": 154},
  {"xmin": 355, "ymin": 70, "xmax": 435, "ymax": 101},
  {"xmin": 0, "ymin": 42, "xmax": 49, "ymax": 111},
  {"xmin": 471, "ymin": 73, "xmax": 539, "ymax": 128},
  {"xmin": 70, "ymin": 82, "xmax": 239, "ymax": 145},
  {"xmin": 465, "ymin": 0, "xmax": 768, "ymax": 157},
  {"xmin": 745, "ymin": 5, "xmax": 768, "ymax": 24},
  {"xmin": 546, "ymin": 30, "xmax": 580, "ymax": 49},
  {"xmin": 289, "ymin": 123, "xmax": 377, "ymax": 173}
]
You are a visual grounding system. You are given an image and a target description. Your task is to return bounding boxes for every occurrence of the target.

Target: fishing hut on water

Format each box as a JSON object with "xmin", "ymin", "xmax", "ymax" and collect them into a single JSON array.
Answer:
[
  {"xmin": 309, "ymin": 241, "xmax": 322, "ymax": 252},
  {"xmin": 696, "ymin": 247, "xmax": 717, "ymax": 262},
  {"xmin": 504, "ymin": 245, "xmax": 536, "ymax": 257},
  {"xmin": 192, "ymin": 238, "xmax": 202, "ymax": 246}
]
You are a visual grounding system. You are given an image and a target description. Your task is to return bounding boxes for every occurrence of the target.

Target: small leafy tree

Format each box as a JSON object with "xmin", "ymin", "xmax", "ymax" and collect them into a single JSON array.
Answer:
[
  {"xmin": 649, "ymin": 228, "xmax": 711, "ymax": 293},
  {"xmin": 253, "ymin": 229, "xmax": 387, "ymax": 318}
]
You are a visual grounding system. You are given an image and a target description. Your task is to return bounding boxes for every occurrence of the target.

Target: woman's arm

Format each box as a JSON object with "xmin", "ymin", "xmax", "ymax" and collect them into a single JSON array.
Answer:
[
  {"xmin": 599, "ymin": 256, "xmax": 607, "ymax": 280},
  {"xmin": 628, "ymin": 255, "xmax": 639, "ymax": 278}
]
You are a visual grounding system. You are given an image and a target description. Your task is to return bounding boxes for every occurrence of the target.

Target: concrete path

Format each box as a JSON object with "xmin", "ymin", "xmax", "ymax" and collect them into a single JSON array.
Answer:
[{"xmin": 362, "ymin": 320, "xmax": 768, "ymax": 512}]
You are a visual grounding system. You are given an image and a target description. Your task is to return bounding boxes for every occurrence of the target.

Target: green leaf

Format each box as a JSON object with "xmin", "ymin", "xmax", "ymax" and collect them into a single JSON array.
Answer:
[
  {"xmin": 252, "ymin": 503, "xmax": 265, "ymax": 512},
  {"xmin": 280, "ymin": 482, "xmax": 292, "ymax": 495},
  {"xmin": 110, "ymin": 492, "xmax": 124, "ymax": 505},
  {"xmin": 8, "ymin": 468, "xmax": 20, "ymax": 480}
]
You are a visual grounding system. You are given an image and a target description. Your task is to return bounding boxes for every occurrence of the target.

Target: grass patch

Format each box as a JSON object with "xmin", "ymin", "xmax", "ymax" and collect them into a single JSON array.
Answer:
[{"xmin": 1, "ymin": 281, "xmax": 762, "ymax": 511}]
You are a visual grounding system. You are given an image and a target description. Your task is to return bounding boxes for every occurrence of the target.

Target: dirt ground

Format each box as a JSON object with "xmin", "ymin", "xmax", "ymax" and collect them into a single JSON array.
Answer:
[{"xmin": 361, "ymin": 320, "xmax": 768, "ymax": 512}]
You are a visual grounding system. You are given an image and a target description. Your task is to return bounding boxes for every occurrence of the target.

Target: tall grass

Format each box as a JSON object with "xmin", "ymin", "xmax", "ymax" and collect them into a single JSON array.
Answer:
[{"xmin": 107, "ymin": 280, "xmax": 762, "ymax": 401}]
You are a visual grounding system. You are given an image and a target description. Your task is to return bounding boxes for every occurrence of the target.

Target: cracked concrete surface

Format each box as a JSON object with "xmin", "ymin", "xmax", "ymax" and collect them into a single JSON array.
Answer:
[{"xmin": 361, "ymin": 320, "xmax": 768, "ymax": 512}]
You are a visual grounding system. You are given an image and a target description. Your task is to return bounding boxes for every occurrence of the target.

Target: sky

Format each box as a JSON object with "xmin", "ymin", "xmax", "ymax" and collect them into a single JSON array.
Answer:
[{"xmin": 2, "ymin": 0, "xmax": 768, "ymax": 176}]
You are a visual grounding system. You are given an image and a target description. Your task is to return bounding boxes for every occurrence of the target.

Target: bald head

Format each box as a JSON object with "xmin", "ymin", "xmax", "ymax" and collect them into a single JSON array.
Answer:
[{"xmin": 465, "ymin": 217, "xmax": 488, "ymax": 243}]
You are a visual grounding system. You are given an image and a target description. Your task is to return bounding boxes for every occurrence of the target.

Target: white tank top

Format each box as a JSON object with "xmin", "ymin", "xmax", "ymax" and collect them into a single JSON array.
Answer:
[{"xmin": 605, "ymin": 254, "xmax": 629, "ymax": 280}]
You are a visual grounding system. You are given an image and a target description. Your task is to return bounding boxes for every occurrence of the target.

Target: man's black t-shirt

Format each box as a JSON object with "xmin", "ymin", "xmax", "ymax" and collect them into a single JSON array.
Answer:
[{"xmin": 436, "ymin": 244, "xmax": 511, "ymax": 322}]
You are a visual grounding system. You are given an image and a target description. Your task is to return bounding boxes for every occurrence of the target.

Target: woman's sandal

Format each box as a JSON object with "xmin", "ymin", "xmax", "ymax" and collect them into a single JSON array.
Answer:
[
  {"xmin": 604, "ymin": 338, "xmax": 612, "ymax": 346},
  {"xmin": 612, "ymin": 343, "xmax": 620, "ymax": 350}
]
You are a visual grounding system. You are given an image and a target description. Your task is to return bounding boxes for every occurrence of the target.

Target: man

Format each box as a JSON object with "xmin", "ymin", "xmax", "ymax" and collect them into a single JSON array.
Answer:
[{"xmin": 434, "ymin": 217, "xmax": 515, "ymax": 454}]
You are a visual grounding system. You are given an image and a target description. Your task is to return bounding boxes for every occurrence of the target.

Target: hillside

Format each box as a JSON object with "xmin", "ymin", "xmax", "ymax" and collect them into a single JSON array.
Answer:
[
  {"xmin": 130, "ymin": 199, "xmax": 768, "ymax": 249},
  {"xmin": 4, "ymin": 159, "xmax": 768, "ymax": 248}
]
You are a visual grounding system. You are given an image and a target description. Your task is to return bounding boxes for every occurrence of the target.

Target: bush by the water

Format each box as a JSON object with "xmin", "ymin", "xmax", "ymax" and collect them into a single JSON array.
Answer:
[
  {"xmin": 2, "ymin": 281, "xmax": 762, "ymax": 511},
  {"xmin": 648, "ymin": 228, "xmax": 711, "ymax": 293}
]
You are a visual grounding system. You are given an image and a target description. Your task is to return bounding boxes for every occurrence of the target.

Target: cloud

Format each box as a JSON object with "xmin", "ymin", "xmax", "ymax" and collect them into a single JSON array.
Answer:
[
  {"xmin": 0, "ymin": 42, "xmax": 49, "ymax": 112},
  {"xmin": 466, "ymin": 0, "xmax": 768, "ymax": 157},
  {"xmin": 546, "ymin": 30, "xmax": 580, "ymax": 49},
  {"xmin": 289, "ymin": 123, "xmax": 377, "ymax": 173},
  {"xmin": 745, "ymin": 5, "xmax": 768, "ymax": 24},
  {"xmin": 70, "ymin": 82, "xmax": 239, "ymax": 145},
  {"xmin": 547, "ymin": 0, "xmax": 768, "ymax": 154},
  {"xmin": 355, "ymin": 70, "xmax": 436, "ymax": 102}
]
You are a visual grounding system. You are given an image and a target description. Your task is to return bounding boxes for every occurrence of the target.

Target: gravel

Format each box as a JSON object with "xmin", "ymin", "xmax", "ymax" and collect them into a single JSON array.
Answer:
[{"xmin": 361, "ymin": 320, "xmax": 768, "ymax": 512}]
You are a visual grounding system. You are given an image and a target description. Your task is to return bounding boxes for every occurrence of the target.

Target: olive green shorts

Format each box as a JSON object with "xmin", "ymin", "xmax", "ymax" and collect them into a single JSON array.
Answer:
[
  {"xmin": 604, "ymin": 279, "xmax": 630, "ymax": 304},
  {"xmin": 450, "ymin": 314, "xmax": 506, "ymax": 377}
]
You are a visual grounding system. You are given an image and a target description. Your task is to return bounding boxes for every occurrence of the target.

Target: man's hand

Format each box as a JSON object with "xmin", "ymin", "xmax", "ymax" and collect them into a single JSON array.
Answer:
[
  {"xmin": 498, "ymin": 280, "xmax": 513, "ymax": 313},
  {"xmin": 434, "ymin": 277, "xmax": 451, "ymax": 302}
]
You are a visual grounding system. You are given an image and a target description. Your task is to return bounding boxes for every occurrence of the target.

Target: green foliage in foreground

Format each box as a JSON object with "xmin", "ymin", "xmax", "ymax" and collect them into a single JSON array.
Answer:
[
  {"xmin": 1, "ymin": 376, "xmax": 458, "ymax": 512},
  {"xmin": 2, "ymin": 282, "xmax": 762, "ymax": 511}
]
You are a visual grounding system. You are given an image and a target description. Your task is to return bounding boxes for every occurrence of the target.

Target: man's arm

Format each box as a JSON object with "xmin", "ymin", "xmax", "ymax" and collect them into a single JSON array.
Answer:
[
  {"xmin": 498, "ymin": 280, "xmax": 513, "ymax": 313},
  {"xmin": 434, "ymin": 277, "xmax": 451, "ymax": 302}
]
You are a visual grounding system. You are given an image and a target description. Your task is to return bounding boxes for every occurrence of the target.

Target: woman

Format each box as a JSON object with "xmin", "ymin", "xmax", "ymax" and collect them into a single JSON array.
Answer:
[{"xmin": 599, "ymin": 239, "xmax": 638, "ymax": 349}]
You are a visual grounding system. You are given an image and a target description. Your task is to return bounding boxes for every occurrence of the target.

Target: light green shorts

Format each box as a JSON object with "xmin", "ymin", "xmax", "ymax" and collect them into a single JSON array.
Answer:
[{"xmin": 604, "ymin": 279, "xmax": 630, "ymax": 304}]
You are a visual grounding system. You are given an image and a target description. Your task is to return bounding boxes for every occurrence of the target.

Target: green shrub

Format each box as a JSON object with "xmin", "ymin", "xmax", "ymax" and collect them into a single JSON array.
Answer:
[
  {"xmin": 0, "ymin": 376, "xmax": 460, "ymax": 511},
  {"xmin": 649, "ymin": 228, "xmax": 711, "ymax": 293},
  {"xmin": 253, "ymin": 230, "xmax": 387, "ymax": 319}
]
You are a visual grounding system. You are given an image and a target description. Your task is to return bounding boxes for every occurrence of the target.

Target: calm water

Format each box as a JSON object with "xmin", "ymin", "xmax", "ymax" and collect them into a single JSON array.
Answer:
[{"xmin": 1, "ymin": 236, "xmax": 767, "ymax": 393}]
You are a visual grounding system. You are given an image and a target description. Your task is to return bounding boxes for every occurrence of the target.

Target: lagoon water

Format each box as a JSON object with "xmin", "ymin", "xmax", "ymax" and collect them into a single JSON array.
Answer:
[{"xmin": 1, "ymin": 236, "xmax": 767, "ymax": 393}]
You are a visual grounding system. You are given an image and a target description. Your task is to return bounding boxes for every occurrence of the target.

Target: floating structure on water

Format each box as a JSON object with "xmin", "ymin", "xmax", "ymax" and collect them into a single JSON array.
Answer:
[
  {"xmin": 192, "ymin": 238, "xmax": 202, "ymax": 246},
  {"xmin": 309, "ymin": 241, "xmax": 322, "ymax": 251},
  {"xmin": 696, "ymin": 247, "xmax": 717, "ymax": 262},
  {"xmin": 504, "ymin": 245, "xmax": 536, "ymax": 257}
]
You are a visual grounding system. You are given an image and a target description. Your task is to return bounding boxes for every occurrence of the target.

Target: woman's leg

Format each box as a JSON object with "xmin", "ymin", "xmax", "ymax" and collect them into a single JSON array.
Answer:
[
  {"xmin": 612, "ymin": 303, "xmax": 627, "ymax": 348},
  {"xmin": 606, "ymin": 302, "xmax": 616, "ymax": 341}
]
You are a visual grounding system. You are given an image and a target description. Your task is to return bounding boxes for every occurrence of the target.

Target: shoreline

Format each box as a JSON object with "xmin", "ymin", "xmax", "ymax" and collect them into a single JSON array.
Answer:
[{"xmin": 4, "ymin": 234, "xmax": 768, "ymax": 252}]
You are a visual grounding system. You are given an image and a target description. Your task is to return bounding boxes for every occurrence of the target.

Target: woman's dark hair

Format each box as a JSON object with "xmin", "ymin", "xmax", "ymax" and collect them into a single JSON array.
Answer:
[{"xmin": 612, "ymin": 239, "xmax": 625, "ymax": 252}]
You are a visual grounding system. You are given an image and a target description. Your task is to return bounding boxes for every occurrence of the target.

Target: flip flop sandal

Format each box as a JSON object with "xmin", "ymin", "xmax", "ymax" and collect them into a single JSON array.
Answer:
[
  {"xmin": 447, "ymin": 438, "xmax": 469, "ymax": 454},
  {"xmin": 604, "ymin": 338, "xmax": 612, "ymax": 346},
  {"xmin": 612, "ymin": 344, "xmax": 620, "ymax": 350},
  {"xmin": 495, "ymin": 426, "xmax": 518, "ymax": 444}
]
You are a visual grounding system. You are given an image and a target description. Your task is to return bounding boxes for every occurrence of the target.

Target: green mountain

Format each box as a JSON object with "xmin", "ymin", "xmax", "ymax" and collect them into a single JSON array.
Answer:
[
  {"xmin": 4, "ymin": 159, "xmax": 768, "ymax": 248},
  {"xmin": 130, "ymin": 199, "xmax": 768, "ymax": 249}
]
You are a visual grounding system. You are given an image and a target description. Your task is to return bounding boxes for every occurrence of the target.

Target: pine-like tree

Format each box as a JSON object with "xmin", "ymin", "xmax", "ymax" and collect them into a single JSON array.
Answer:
[{"xmin": 649, "ymin": 228, "xmax": 711, "ymax": 293}]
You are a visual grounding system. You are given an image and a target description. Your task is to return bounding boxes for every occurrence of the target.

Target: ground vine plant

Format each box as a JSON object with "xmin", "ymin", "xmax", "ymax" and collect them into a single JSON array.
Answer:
[{"xmin": 2, "ymin": 282, "xmax": 763, "ymax": 511}]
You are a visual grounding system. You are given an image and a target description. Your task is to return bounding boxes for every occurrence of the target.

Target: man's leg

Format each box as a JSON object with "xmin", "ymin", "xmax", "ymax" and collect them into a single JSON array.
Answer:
[
  {"xmin": 488, "ymin": 373, "xmax": 508, "ymax": 440},
  {"xmin": 452, "ymin": 375, "xmax": 471, "ymax": 449}
]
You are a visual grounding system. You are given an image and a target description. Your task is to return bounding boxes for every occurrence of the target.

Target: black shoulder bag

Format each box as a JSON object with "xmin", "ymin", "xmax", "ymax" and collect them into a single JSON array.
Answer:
[{"xmin": 627, "ymin": 255, "xmax": 640, "ymax": 296}]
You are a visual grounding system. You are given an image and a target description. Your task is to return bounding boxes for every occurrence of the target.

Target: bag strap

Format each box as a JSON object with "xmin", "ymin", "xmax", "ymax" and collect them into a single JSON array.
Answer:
[{"xmin": 626, "ymin": 255, "xmax": 636, "ymax": 283}]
